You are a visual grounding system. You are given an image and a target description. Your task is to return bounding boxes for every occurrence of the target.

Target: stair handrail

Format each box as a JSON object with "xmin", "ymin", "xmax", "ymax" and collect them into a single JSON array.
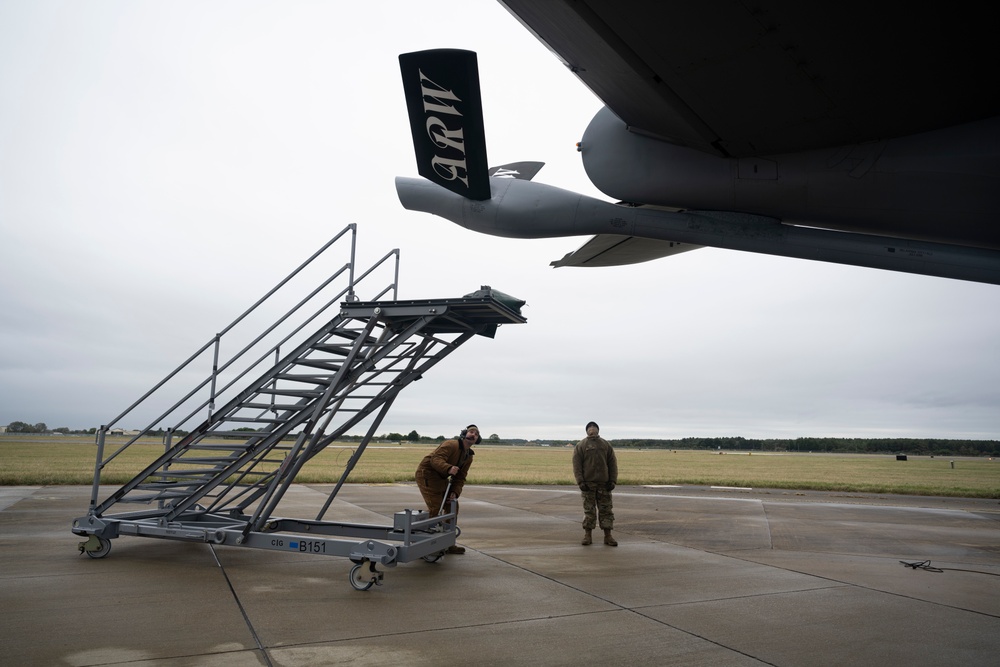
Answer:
[{"xmin": 95, "ymin": 224, "xmax": 399, "ymax": 454}]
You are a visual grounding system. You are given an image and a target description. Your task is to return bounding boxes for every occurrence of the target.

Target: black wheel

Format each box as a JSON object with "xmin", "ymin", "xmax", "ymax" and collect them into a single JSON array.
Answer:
[
  {"xmin": 86, "ymin": 537, "xmax": 112, "ymax": 559},
  {"xmin": 422, "ymin": 551, "xmax": 444, "ymax": 563},
  {"xmin": 349, "ymin": 563, "xmax": 375, "ymax": 591}
]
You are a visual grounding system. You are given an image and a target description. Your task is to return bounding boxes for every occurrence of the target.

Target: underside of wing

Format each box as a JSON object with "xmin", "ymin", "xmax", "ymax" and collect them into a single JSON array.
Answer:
[
  {"xmin": 498, "ymin": 1, "xmax": 1000, "ymax": 157},
  {"xmin": 551, "ymin": 234, "xmax": 701, "ymax": 268}
]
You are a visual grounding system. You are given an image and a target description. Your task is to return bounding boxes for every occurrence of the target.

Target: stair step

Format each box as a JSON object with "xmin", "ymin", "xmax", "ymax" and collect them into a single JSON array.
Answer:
[
  {"xmin": 166, "ymin": 456, "xmax": 238, "ymax": 464},
  {"xmin": 148, "ymin": 469, "xmax": 228, "ymax": 477},
  {"xmin": 323, "ymin": 330, "xmax": 376, "ymax": 344},
  {"xmin": 295, "ymin": 359, "xmax": 343, "ymax": 371},
  {"xmin": 223, "ymin": 415, "xmax": 285, "ymax": 422},
  {"xmin": 136, "ymin": 482, "xmax": 206, "ymax": 490},
  {"xmin": 306, "ymin": 345, "xmax": 352, "ymax": 356},
  {"xmin": 240, "ymin": 402, "xmax": 308, "ymax": 411},
  {"xmin": 197, "ymin": 430, "xmax": 269, "ymax": 438},
  {"xmin": 187, "ymin": 443, "xmax": 256, "ymax": 451},
  {"xmin": 273, "ymin": 373, "xmax": 333, "ymax": 385},
  {"xmin": 257, "ymin": 387, "xmax": 326, "ymax": 397},
  {"xmin": 120, "ymin": 491, "xmax": 193, "ymax": 503}
]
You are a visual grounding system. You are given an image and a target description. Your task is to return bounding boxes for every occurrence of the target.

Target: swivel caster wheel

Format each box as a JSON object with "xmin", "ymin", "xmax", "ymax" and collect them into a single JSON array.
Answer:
[
  {"xmin": 79, "ymin": 535, "xmax": 112, "ymax": 559},
  {"xmin": 349, "ymin": 561, "xmax": 383, "ymax": 591}
]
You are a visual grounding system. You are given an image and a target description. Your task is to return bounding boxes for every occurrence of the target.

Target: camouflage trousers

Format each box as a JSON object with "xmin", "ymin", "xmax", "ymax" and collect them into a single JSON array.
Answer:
[{"xmin": 580, "ymin": 486, "xmax": 614, "ymax": 530}]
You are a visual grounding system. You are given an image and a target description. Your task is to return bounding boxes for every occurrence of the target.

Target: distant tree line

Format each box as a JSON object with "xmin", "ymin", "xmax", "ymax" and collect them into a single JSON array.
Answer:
[
  {"xmin": 607, "ymin": 437, "xmax": 1000, "ymax": 457},
  {"xmin": 4, "ymin": 421, "xmax": 996, "ymax": 456},
  {"xmin": 5, "ymin": 421, "xmax": 52, "ymax": 433}
]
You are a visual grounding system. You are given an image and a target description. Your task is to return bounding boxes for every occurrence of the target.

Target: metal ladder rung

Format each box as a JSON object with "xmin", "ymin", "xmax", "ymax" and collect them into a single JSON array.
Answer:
[
  {"xmin": 221, "ymin": 417, "xmax": 285, "ymax": 424},
  {"xmin": 120, "ymin": 491, "xmax": 195, "ymax": 503},
  {"xmin": 295, "ymin": 359, "xmax": 343, "ymax": 371},
  {"xmin": 187, "ymin": 443, "xmax": 258, "ymax": 451},
  {"xmin": 239, "ymin": 402, "xmax": 308, "ymax": 410},
  {"xmin": 322, "ymin": 330, "xmax": 373, "ymax": 341},
  {"xmin": 136, "ymin": 481, "xmax": 207, "ymax": 490},
  {"xmin": 147, "ymin": 469, "xmax": 229, "ymax": 477},
  {"xmin": 255, "ymin": 389, "xmax": 325, "ymax": 398},
  {"xmin": 166, "ymin": 456, "xmax": 239, "ymax": 464},
  {"xmin": 305, "ymin": 345, "xmax": 352, "ymax": 356},
  {"xmin": 273, "ymin": 373, "xmax": 333, "ymax": 385}
]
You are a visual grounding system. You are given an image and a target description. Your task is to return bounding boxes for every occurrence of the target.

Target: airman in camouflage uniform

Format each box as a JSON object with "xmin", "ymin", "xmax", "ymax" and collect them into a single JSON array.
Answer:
[{"xmin": 572, "ymin": 421, "xmax": 618, "ymax": 546}]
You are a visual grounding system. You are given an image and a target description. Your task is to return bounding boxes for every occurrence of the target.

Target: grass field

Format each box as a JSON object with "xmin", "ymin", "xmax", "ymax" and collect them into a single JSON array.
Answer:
[{"xmin": 2, "ymin": 436, "xmax": 998, "ymax": 497}]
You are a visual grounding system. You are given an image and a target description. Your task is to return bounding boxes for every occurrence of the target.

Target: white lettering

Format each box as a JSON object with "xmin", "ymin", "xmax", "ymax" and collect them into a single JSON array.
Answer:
[
  {"xmin": 431, "ymin": 155, "xmax": 470, "ymax": 186},
  {"xmin": 418, "ymin": 70, "xmax": 463, "ymax": 116},
  {"xmin": 426, "ymin": 117, "xmax": 465, "ymax": 151},
  {"xmin": 414, "ymin": 67, "xmax": 472, "ymax": 192}
]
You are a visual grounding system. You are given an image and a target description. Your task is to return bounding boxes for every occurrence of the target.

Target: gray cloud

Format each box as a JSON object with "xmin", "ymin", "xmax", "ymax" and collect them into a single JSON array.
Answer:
[{"xmin": 1, "ymin": 2, "xmax": 997, "ymax": 441}]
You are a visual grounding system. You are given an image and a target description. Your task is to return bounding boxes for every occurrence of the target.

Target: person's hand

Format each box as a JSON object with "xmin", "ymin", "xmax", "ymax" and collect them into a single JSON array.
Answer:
[
  {"xmin": 606, "ymin": 482, "xmax": 616, "ymax": 491},
  {"xmin": 448, "ymin": 492, "xmax": 458, "ymax": 501},
  {"xmin": 579, "ymin": 482, "xmax": 589, "ymax": 492},
  {"xmin": 448, "ymin": 466, "xmax": 459, "ymax": 476}
]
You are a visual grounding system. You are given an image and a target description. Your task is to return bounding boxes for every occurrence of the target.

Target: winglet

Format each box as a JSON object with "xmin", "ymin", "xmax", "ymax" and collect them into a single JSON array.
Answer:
[{"xmin": 399, "ymin": 49, "xmax": 491, "ymax": 200}]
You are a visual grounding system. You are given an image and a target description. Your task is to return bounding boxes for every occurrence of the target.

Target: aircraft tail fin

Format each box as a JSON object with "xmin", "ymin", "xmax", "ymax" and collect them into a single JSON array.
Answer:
[{"xmin": 399, "ymin": 49, "xmax": 491, "ymax": 200}]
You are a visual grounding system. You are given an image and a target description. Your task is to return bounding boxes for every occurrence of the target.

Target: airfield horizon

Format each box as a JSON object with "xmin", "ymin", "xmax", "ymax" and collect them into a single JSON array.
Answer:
[{"xmin": 1, "ymin": 436, "xmax": 997, "ymax": 498}]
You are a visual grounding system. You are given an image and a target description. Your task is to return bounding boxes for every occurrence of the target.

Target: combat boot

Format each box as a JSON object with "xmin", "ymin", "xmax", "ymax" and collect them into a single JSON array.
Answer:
[
  {"xmin": 581, "ymin": 529, "xmax": 592, "ymax": 545},
  {"xmin": 603, "ymin": 529, "xmax": 617, "ymax": 546}
]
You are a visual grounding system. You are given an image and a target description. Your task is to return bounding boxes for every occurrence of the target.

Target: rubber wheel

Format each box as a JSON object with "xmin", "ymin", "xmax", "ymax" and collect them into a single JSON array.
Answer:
[
  {"xmin": 86, "ymin": 537, "xmax": 112, "ymax": 559},
  {"xmin": 349, "ymin": 563, "xmax": 375, "ymax": 591},
  {"xmin": 421, "ymin": 551, "xmax": 444, "ymax": 563}
]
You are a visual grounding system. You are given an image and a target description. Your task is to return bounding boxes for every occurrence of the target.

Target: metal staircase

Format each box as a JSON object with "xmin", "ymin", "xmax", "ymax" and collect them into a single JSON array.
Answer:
[{"xmin": 72, "ymin": 225, "xmax": 526, "ymax": 589}]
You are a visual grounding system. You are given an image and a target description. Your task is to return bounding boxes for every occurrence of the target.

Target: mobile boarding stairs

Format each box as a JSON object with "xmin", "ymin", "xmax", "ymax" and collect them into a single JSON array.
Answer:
[{"xmin": 71, "ymin": 225, "xmax": 525, "ymax": 590}]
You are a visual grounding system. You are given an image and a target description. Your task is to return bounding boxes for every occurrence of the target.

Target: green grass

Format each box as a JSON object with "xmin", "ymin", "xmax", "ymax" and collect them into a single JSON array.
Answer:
[{"xmin": 2, "ymin": 436, "xmax": 998, "ymax": 498}]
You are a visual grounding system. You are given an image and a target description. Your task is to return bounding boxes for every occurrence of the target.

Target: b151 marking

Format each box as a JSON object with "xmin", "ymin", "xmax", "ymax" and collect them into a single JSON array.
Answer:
[{"xmin": 292, "ymin": 540, "xmax": 326, "ymax": 553}]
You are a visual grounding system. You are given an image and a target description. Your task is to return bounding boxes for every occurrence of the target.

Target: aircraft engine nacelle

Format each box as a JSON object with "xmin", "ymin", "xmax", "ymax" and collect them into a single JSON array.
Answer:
[
  {"xmin": 579, "ymin": 106, "xmax": 999, "ymax": 246},
  {"xmin": 580, "ymin": 106, "xmax": 740, "ymax": 212}
]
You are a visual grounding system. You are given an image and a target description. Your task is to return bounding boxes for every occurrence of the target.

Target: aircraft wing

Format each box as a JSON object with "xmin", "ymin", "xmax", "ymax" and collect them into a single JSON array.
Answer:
[
  {"xmin": 498, "ymin": 1, "xmax": 999, "ymax": 157},
  {"xmin": 396, "ymin": 20, "xmax": 1000, "ymax": 284},
  {"xmin": 550, "ymin": 234, "xmax": 700, "ymax": 268}
]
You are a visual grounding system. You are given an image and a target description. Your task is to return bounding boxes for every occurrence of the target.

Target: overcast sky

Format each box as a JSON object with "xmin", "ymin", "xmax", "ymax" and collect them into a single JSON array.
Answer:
[{"xmin": 2, "ymin": 1, "xmax": 998, "ymax": 442}]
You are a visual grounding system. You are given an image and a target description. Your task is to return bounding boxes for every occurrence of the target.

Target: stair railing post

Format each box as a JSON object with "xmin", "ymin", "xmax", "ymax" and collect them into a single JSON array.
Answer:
[
  {"xmin": 88, "ymin": 426, "xmax": 108, "ymax": 513},
  {"xmin": 347, "ymin": 223, "xmax": 357, "ymax": 302},
  {"xmin": 269, "ymin": 346, "xmax": 280, "ymax": 416},
  {"xmin": 392, "ymin": 248, "xmax": 400, "ymax": 300},
  {"xmin": 159, "ymin": 427, "xmax": 174, "ymax": 510},
  {"xmin": 208, "ymin": 333, "xmax": 221, "ymax": 421}
]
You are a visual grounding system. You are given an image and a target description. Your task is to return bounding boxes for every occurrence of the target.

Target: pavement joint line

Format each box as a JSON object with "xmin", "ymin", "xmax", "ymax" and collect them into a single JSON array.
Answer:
[
  {"xmin": 713, "ymin": 549, "xmax": 1000, "ymax": 620},
  {"xmin": 209, "ymin": 543, "xmax": 274, "ymax": 667},
  {"xmin": 626, "ymin": 606, "xmax": 782, "ymax": 667},
  {"xmin": 481, "ymin": 547, "xmax": 791, "ymax": 666}
]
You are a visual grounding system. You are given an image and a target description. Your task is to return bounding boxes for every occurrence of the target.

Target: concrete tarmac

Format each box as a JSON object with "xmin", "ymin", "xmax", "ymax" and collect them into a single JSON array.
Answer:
[{"xmin": 2, "ymin": 483, "xmax": 999, "ymax": 666}]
